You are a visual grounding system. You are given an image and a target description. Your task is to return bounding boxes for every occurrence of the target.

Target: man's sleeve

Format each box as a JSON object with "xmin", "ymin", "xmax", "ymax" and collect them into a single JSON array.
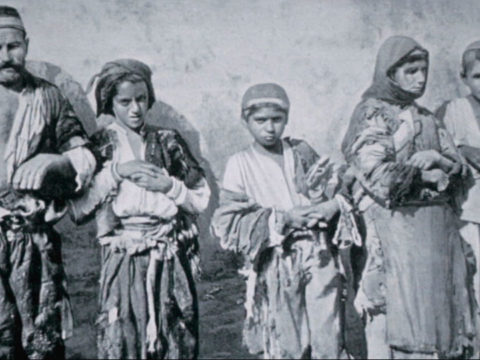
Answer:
[{"xmin": 53, "ymin": 89, "xmax": 96, "ymax": 190}]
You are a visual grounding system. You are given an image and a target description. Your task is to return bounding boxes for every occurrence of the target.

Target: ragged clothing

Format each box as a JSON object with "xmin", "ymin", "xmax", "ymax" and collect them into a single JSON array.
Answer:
[
  {"xmin": 437, "ymin": 94, "xmax": 480, "ymax": 355},
  {"xmin": 211, "ymin": 138, "xmax": 364, "ymax": 359},
  {"xmin": 70, "ymin": 121, "xmax": 210, "ymax": 359},
  {"xmin": 341, "ymin": 36, "xmax": 476, "ymax": 358},
  {"xmin": 0, "ymin": 72, "xmax": 95, "ymax": 359}
]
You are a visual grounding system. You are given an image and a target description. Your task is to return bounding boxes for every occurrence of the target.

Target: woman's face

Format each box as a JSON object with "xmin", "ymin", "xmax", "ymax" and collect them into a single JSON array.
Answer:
[
  {"xmin": 392, "ymin": 59, "xmax": 428, "ymax": 95},
  {"xmin": 112, "ymin": 80, "xmax": 149, "ymax": 130}
]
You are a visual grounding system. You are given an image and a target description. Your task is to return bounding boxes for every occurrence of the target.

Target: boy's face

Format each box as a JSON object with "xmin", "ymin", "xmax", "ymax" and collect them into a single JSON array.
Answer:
[
  {"xmin": 463, "ymin": 59, "xmax": 480, "ymax": 101},
  {"xmin": 245, "ymin": 106, "xmax": 287, "ymax": 149}
]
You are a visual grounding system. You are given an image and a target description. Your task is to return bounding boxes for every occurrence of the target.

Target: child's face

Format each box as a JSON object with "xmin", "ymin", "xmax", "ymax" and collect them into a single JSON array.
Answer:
[
  {"xmin": 245, "ymin": 106, "xmax": 287, "ymax": 149},
  {"xmin": 112, "ymin": 80, "xmax": 149, "ymax": 131},
  {"xmin": 463, "ymin": 59, "xmax": 480, "ymax": 101}
]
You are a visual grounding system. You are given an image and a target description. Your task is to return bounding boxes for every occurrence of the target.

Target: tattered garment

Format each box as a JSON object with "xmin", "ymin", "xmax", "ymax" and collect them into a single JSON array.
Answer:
[
  {"xmin": 0, "ymin": 73, "xmax": 94, "ymax": 359},
  {"xmin": 70, "ymin": 121, "xmax": 210, "ymax": 359},
  {"xmin": 342, "ymin": 96, "xmax": 476, "ymax": 357},
  {"xmin": 212, "ymin": 139, "xmax": 364, "ymax": 359}
]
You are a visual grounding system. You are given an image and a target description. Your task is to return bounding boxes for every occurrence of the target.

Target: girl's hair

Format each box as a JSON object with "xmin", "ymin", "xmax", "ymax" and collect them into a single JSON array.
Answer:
[
  {"xmin": 387, "ymin": 49, "xmax": 428, "ymax": 80},
  {"xmin": 97, "ymin": 73, "xmax": 146, "ymax": 116},
  {"xmin": 242, "ymin": 102, "xmax": 288, "ymax": 120},
  {"xmin": 462, "ymin": 48, "xmax": 480, "ymax": 78}
]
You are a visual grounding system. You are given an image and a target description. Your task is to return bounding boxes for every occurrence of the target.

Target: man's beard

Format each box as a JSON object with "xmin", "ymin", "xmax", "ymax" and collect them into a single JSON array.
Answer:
[{"xmin": 0, "ymin": 63, "xmax": 25, "ymax": 86}]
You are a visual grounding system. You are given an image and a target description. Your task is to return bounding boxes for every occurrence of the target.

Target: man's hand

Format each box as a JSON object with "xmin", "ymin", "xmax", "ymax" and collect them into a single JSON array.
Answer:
[
  {"xmin": 406, "ymin": 150, "xmax": 442, "ymax": 170},
  {"xmin": 12, "ymin": 154, "xmax": 70, "ymax": 191}
]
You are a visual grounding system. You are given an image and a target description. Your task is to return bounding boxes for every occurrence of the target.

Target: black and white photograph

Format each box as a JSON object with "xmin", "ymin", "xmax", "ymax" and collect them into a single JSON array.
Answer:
[{"xmin": 1, "ymin": 0, "xmax": 480, "ymax": 359}]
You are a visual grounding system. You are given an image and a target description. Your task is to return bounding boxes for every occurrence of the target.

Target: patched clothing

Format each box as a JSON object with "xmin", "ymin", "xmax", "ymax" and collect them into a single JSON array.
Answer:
[{"xmin": 212, "ymin": 139, "xmax": 364, "ymax": 359}]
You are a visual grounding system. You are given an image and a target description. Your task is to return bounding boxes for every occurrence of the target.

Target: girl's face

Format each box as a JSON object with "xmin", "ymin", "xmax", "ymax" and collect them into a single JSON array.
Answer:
[
  {"xmin": 112, "ymin": 80, "xmax": 149, "ymax": 131},
  {"xmin": 392, "ymin": 59, "xmax": 428, "ymax": 95},
  {"xmin": 463, "ymin": 59, "xmax": 480, "ymax": 102},
  {"xmin": 245, "ymin": 106, "xmax": 287, "ymax": 149}
]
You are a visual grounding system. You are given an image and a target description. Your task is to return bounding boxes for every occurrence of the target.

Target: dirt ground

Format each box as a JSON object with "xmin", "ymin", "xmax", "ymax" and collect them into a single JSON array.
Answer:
[{"xmin": 57, "ymin": 218, "xmax": 255, "ymax": 359}]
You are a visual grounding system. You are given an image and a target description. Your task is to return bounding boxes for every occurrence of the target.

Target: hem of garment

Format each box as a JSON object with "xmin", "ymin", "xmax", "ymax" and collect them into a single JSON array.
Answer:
[{"xmin": 388, "ymin": 335, "xmax": 470, "ymax": 358}]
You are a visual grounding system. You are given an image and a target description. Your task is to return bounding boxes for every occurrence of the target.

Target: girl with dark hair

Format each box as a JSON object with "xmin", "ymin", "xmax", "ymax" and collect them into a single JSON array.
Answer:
[{"xmin": 70, "ymin": 59, "xmax": 210, "ymax": 359}]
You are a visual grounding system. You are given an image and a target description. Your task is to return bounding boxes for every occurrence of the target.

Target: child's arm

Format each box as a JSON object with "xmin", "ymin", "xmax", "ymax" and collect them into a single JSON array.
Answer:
[{"xmin": 165, "ymin": 176, "xmax": 211, "ymax": 214}]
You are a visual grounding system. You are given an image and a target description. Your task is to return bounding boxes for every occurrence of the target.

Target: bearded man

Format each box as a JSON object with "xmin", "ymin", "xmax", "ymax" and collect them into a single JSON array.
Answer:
[{"xmin": 0, "ymin": 6, "xmax": 95, "ymax": 359}]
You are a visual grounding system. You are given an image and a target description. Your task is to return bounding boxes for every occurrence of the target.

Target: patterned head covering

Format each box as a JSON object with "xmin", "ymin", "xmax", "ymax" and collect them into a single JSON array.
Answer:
[
  {"xmin": 87, "ymin": 59, "xmax": 156, "ymax": 116},
  {"xmin": 241, "ymin": 83, "xmax": 290, "ymax": 118},
  {"xmin": 0, "ymin": 6, "xmax": 25, "ymax": 33},
  {"xmin": 362, "ymin": 35, "xmax": 429, "ymax": 106},
  {"xmin": 462, "ymin": 40, "xmax": 480, "ymax": 77}
]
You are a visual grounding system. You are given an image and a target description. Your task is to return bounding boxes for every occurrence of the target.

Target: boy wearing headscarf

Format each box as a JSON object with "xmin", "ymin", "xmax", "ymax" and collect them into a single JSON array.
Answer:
[
  {"xmin": 0, "ymin": 6, "xmax": 96, "ymax": 359},
  {"xmin": 212, "ymin": 83, "xmax": 364, "ymax": 359},
  {"xmin": 342, "ymin": 35, "xmax": 476, "ymax": 359},
  {"xmin": 436, "ymin": 42, "xmax": 480, "ymax": 339},
  {"xmin": 70, "ymin": 59, "xmax": 211, "ymax": 359}
]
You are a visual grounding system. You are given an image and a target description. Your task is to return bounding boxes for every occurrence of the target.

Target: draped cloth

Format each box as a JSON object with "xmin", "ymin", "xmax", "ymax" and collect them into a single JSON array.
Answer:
[
  {"xmin": 341, "ymin": 36, "xmax": 476, "ymax": 358},
  {"xmin": 212, "ymin": 139, "xmax": 365, "ymax": 359}
]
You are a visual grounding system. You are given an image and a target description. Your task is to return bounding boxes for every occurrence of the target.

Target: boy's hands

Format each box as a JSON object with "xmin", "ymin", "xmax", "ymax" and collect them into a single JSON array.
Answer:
[
  {"xmin": 283, "ymin": 205, "xmax": 315, "ymax": 229},
  {"xmin": 283, "ymin": 199, "xmax": 339, "ymax": 230},
  {"xmin": 305, "ymin": 200, "xmax": 340, "ymax": 225},
  {"xmin": 117, "ymin": 160, "xmax": 173, "ymax": 193}
]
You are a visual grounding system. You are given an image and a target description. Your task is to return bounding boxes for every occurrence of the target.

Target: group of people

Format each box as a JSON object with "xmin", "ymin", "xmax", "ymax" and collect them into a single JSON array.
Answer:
[{"xmin": 1, "ymin": 4, "xmax": 480, "ymax": 360}]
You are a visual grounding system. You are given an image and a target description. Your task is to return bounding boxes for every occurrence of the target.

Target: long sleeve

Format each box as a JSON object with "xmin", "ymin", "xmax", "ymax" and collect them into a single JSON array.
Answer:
[
  {"xmin": 212, "ymin": 189, "xmax": 272, "ymax": 263},
  {"xmin": 68, "ymin": 161, "xmax": 118, "ymax": 224},
  {"xmin": 345, "ymin": 102, "xmax": 419, "ymax": 207},
  {"xmin": 53, "ymin": 89, "xmax": 90, "ymax": 153},
  {"xmin": 63, "ymin": 146, "xmax": 96, "ymax": 191},
  {"xmin": 166, "ymin": 177, "xmax": 211, "ymax": 214},
  {"xmin": 212, "ymin": 155, "xmax": 274, "ymax": 262}
]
